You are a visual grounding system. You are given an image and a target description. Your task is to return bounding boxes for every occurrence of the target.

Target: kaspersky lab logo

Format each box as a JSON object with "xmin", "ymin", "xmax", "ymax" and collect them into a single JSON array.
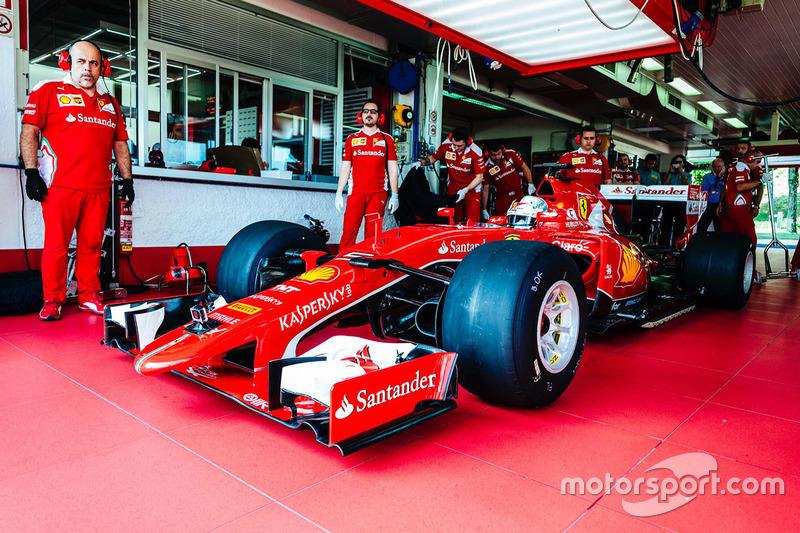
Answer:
[{"xmin": 334, "ymin": 370, "xmax": 438, "ymax": 419}]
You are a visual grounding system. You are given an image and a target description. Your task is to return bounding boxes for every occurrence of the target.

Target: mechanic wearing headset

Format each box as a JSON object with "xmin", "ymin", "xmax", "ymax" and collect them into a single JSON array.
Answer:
[
  {"xmin": 719, "ymin": 148, "xmax": 765, "ymax": 248},
  {"xmin": 557, "ymin": 125, "xmax": 611, "ymax": 188},
  {"xmin": 734, "ymin": 139, "xmax": 764, "ymax": 217},
  {"xmin": 335, "ymin": 99, "xmax": 399, "ymax": 251},
  {"xmin": 611, "ymin": 153, "xmax": 640, "ymax": 184},
  {"xmin": 481, "ymin": 140, "xmax": 534, "ymax": 219},
  {"xmin": 421, "ymin": 128, "xmax": 485, "ymax": 224},
  {"xmin": 20, "ymin": 40, "xmax": 134, "ymax": 321}
]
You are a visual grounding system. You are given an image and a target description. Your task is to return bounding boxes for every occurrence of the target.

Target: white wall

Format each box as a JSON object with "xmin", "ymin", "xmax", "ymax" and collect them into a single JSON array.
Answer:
[{"xmin": 0, "ymin": 2, "xmax": 394, "ymax": 253}]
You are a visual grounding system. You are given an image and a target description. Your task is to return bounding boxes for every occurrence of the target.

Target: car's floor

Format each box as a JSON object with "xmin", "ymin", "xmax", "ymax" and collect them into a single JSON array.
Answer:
[{"xmin": 1, "ymin": 277, "xmax": 799, "ymax": 532}]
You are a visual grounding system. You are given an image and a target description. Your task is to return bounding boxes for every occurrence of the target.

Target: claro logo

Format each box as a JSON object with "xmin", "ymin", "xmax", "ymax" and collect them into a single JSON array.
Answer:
[{"xmin": 334, "ymin": 370, "xmax": 437, "ymax": 419}]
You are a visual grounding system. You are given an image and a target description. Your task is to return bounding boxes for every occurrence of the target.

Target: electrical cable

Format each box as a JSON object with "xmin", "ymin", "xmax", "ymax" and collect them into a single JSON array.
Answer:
[
  {"xmin": 670, "ymin": 0, "xmax": 800, "ymax": 107},
  {"xmin": 125, "ymin": 255, "xmax": 146, "ymax": 284},
  {"xmin": 17, "ymin": 168, "xmax": 32, "ymax": 271},
  {"xmin": 583, "ymin": 0, "xmax": 650, "ymax": 31}
]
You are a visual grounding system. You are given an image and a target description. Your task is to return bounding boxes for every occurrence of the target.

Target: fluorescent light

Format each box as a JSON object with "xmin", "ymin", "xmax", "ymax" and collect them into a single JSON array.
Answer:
[
  {"xmin": 443, "ymin": 90, "xmax": 506, "ymax": 111},
  {"xmin": 442, "ymin": 90, "xmax": 464, "ymax": 100},
  {"xmin": 697, "ymin": 100, "xmax": 728, "ymax": 115},
  {"xmin": 642, "ymin": 57, "xmax": 662, "ymax": 70},
  {"xmin": 724, "ymin": 117, "xmax": 748, "ymax": 129},
  {"xmin": 667, "ymin": 77, "xmax": 702, "ymax": 96}
]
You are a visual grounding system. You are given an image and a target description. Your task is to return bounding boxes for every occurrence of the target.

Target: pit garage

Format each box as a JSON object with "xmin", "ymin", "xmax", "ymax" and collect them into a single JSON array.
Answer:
[{"xmin": 0, "ymin": 0, "xmax": 798, "ymax": 530}]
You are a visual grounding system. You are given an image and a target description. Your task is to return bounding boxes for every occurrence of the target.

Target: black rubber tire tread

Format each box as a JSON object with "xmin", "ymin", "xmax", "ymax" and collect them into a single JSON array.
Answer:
[
  {"xmin": 217, "ymin": 221, "xmax": 327, "ymax": 302},
  {"xmin": 0, "ymin": 270, "xmax": 43, "ymax": 316},
  {"xmin": 682, "ymin": 231, "xmax": 754, "ymax": 309},
  {"xmin": 441, "ymin": 241, "xmax": 587, "ymax": 408}
]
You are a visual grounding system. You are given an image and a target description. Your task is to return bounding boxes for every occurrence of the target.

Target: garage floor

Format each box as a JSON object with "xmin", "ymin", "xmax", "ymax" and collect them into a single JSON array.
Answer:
[{"xmin": 0, "ymin": 276, "xmax": 798, "ymax": 532}]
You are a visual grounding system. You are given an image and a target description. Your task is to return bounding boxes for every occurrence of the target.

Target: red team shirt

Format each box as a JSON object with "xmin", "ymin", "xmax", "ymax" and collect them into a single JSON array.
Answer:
[
  {"xmin": 611, "ymin": 169, "xmax": 640, "ymax": 184},
  {"xmin": 724, "ymin": 161, "xmax": 754, "ymax": 207},
  {"xmin": 432, "ymin": 140, "xmax": 485, "ymax": 194},
  {"xmin": 557, "ymin": 149, "xmax": 610, "ymax": 187},
  {"xmin": 22, "ymin": 75, "xmax": 128, "ymax": 191},
  {"xmin": 484, "ymin": 149, "xmax": 526, "ymax": 194},
  {"xmin": 342, "ymin": 128, "xmax": 397, "ymax": 196}
]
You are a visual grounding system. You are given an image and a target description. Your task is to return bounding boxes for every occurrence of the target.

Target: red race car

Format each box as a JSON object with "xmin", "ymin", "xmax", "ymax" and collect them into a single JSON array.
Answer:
[{"xmin": 104, "ymin": 166, "xmax": 754, "ymax": 454}]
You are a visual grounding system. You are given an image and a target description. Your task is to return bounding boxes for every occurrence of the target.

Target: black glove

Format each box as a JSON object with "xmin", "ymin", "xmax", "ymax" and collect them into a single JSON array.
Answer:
[
  {"xmin": 120, "ymin": 179, "xmax": 135, "ymax": 208},
  {"xmin": 25, "ymin": 168, "xmax": 48, "ymax": 203}
]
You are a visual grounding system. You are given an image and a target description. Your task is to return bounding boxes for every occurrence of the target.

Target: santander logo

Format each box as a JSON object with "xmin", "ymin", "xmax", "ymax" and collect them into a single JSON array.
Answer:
[
  {"xmin": 335, "ymin": 395, "xmax": 355, "ymax": 419},
  {"xmin": 438, "ymin": 242, "xmax": 448, "ymax": 254}
]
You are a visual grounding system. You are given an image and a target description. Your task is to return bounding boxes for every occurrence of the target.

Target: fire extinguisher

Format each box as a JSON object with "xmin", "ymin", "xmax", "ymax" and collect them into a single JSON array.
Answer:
[{"xmin": 119, "ymin": 200, "xmax": 133, "ymax": 256}]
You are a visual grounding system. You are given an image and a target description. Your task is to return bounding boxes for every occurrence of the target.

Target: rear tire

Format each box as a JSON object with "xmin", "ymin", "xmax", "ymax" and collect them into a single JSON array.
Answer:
[
  {"xmin": 682, "ymin": 231, "xmax": 754, "ymax": 309},
  {"xmin": 441, "ymin": 241, "xmax": 587, "ymax": 408},
  {"xmin": 217, "ymin": 221, "xmax": 328, "ymax": 302}
]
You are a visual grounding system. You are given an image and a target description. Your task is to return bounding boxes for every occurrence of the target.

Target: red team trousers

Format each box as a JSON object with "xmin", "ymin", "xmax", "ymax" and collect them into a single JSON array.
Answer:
[
  {"xmin": 720, "ymin": 206, "xmax": 757, "ymax": 247},
  {"xmin": 493, "ymin": 189, "xmax": 524, "ymax": 218},
  {"xmin": 455, "ymin": 190, "xmax": 481, "ymax": 223},
  {"xmin": 340, "ymin": 192, "xmax": 387, "ymax": 251},
  {"xmin": 41, "ymin": 187, "xmax": 110, "ymax": 303}
]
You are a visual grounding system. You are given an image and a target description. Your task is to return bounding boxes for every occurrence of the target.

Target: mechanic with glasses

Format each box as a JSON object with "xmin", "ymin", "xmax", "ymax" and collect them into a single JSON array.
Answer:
[{"xmin": 335, "ymin": 99, "xmax": 399, "ymax": 251}]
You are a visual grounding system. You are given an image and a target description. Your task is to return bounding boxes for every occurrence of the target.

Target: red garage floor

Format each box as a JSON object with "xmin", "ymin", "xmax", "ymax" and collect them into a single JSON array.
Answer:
[{"xmin": 1, "ymin": 278, "xmax": 798, "ymax": 532}]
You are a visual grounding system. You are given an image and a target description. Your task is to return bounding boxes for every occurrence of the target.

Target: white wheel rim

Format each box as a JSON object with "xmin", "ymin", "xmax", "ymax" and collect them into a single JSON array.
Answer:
[
  {"xmin": 536, "ymin": 281, "xmax": 580, "ymax": 374},
  {"xmin": 743, "ymin": 251, "xmax": 754, "ymax": 292}
]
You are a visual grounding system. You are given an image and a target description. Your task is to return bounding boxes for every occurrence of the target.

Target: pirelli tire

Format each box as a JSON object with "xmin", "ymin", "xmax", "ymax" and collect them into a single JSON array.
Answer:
[
  {"xmin": 441, "ymin": 241, "xmax": 587, "ymax": 408},
  {"xmin": 217, "ymin": 220, "xmax": 328, "ymax": 302},
  {"xmin": 682, "ymin": 231, "xmax": 755, "ymax": 309}
]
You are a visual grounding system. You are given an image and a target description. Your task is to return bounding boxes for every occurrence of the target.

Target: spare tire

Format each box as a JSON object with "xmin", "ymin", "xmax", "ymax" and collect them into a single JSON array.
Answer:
[
  {"xmin": 682, "ymin": 231, "xmax": 754, "ymax": 309},
  {"xmin": 217, "ymin": 221, "xmax": 328, "ymax": 302},
  {"xmin": 441, "ymin": 241, "xmax": 587, "ymax": 408}
]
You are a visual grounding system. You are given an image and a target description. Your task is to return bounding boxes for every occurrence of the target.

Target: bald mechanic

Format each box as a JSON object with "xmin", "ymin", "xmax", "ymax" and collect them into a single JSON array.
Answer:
[
  {"xmin": 557, "ymin": 125, "xmax": 611, "ymax": 188},
  {"xmin": 421, "ymin": 128, "xmax": 485, "ymax": 223},
  {"xmin": 21, "ymin": 40, "xmax": 134, "ymax": 321}
]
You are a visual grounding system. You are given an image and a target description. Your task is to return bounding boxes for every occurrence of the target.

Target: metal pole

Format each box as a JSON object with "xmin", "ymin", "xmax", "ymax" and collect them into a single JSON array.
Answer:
[{"xmin": 761, "ymin": 155, "xmax": 791, "ymax": 277}]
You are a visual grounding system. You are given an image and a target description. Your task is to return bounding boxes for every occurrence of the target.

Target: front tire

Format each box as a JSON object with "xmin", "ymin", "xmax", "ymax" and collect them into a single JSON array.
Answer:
[
  {"xmin": 441, "ymin": 241, "xmax": 587, "ymax": 408},
  {"xmin": 217, "ymin": 221, "xmax": 328, "ymax": 302}
]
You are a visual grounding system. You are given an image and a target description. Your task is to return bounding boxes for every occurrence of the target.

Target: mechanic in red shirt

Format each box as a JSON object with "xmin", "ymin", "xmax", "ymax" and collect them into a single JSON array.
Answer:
[
  {"xmin": 481, "ymin": 140, "xmax": 534, "ymax": 219},
  {"xmin": 335, "ymin": 99, "xmax": 399, "ymax": 251},
  {"xmin": 557, "ymin": 125, "xmax": 611, "ymax": 188},
  {"xmin": 720, "ymin": 150, "xmax": 763, "ymax": 247},
  {"xmin": 20, "ymin": 40, "xmax": 134, "ymax": 321},
  {"xmin": 422, "ymin": 128, "xmax": 485, "ymax": 223},
  {"xmin": 611, "ymin": 153, "xmax": 640, "ymax": 184}
]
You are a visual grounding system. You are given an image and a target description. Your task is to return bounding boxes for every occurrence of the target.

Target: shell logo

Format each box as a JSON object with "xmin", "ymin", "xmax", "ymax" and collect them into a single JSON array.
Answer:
[
  {"xmin": 620, "ymin": 243, "xmax": 642, "ymax": 284},
  {"xmin": 297, "ymin": 265, "xmax": 339, "ymax": 283},
  {"xmin": 59, "ymin": 95, "xmax": 72, "ymax": 104}
]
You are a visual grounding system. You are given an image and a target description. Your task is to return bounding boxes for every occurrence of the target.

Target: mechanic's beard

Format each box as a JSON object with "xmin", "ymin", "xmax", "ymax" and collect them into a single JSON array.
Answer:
[{"xmin": 76, "ymin": 72, "xmax": 97, "ymax": 89}]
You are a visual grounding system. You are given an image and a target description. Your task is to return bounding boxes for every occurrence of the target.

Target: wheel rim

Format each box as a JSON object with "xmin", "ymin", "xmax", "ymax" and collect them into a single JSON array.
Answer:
[
  {"xmin": 743, "ymin": 250, "xmax": 754, "ymax": 292},
  {"xmin": 537, "ymin": 281, "xmax": 580, "ymax": 374}
]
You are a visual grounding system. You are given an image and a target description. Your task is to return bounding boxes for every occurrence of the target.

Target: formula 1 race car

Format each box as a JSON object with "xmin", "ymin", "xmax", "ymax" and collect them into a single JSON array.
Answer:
[{"xmin": 103, "ymin": 166, "xmax": 754, "ymax": 454}]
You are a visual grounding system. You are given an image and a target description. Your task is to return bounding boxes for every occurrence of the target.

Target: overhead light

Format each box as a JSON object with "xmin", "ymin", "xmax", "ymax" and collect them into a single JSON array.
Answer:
[
  {"xmin": 667, "ymin": 77, "xmax": 702, "ymax": 96},
  {"xmin": 642, "ymin": 58, "xmax": 663, "ymax": 70},
  {"xmin": 724, "ymin": 117, "xmax": 748, "ymax": 129},
  {"xmin": 697, "ymin": 100, "xmax": 728, "ymax": 115},
  {"xmin": 443, "ymin": 90, "xmax": 507, "ymax": 111}
]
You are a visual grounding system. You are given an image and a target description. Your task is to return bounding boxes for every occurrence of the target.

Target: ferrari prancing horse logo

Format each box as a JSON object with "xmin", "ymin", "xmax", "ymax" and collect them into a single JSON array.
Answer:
[{"xmin": 578, "ymin": 198, "xmax": 588, "ymax": 220}]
